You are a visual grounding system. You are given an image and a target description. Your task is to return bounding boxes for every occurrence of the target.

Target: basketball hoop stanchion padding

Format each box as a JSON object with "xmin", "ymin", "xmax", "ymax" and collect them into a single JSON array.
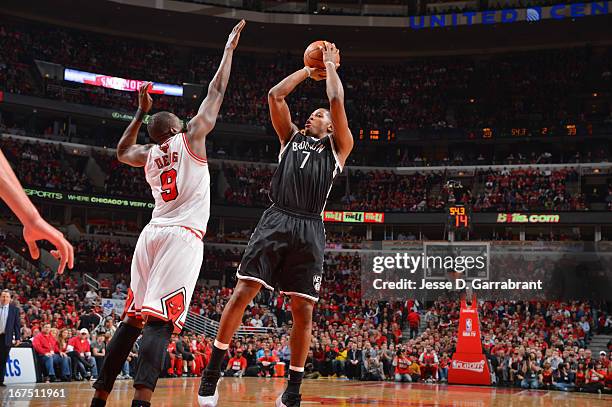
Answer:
[{"xmin": 448, "ymin": 295, "xmax": 491, "ymax": 385}]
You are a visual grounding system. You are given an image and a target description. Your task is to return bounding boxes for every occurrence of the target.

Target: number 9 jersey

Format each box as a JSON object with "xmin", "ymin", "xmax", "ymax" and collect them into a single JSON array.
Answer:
[{"xmin": 145, "ymin": 132, "xmax": 210, "ymax": 237}]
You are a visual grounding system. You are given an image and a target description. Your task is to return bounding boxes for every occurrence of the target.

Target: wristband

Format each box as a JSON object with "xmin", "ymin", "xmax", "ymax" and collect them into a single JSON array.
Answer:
[
  {"xmin": 303, "ymin": 66, "xmax": 312, "ymax": 78},
  {"xmin": 135, "ymin": 108, "xmax": 146, "ymax": 122}
]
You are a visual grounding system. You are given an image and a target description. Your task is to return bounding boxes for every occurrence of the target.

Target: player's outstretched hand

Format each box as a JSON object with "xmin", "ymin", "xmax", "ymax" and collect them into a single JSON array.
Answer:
[
  {"xmin": 138, "ymin": 82, "xmax": 153, "ymax": 113},
  {"xmin": 225, "ymin": 19, "xmax": 246, "ymax": 51},
  {"xmin": 23, "ymin": 216, "xmax": 74, "ymax": 275},
  {"xmin": 322, "ymin": 41, "xmax": 340, "ymax": 70}
]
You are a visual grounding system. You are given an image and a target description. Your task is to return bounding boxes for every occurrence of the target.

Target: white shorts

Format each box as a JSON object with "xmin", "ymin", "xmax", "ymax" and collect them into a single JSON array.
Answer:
[{"xmin": 123, "ymin": 224, "xmax": 203, "ymax": 333}]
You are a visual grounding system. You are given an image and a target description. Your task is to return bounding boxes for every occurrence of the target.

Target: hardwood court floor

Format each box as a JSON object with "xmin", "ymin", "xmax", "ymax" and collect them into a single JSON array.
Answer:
[{"xmin": 1, "ymin": 377, "xmax": 611, "ymax": 407}]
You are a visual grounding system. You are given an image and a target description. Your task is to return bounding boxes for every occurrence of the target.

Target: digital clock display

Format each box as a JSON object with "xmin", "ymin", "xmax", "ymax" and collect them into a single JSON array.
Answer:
[{"xmin": 448, "ymin": 205, "xmax": 470, "ymax": 229}]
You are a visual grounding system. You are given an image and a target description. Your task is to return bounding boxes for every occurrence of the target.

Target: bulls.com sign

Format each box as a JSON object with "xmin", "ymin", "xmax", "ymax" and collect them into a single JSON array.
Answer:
[
  {"xmin": 408, "ymin": 1, "xmax": 610, "ymax": 29},
  {"xmin": 4, "ymin": 348, "xmax": 37, "ymax": 384}
]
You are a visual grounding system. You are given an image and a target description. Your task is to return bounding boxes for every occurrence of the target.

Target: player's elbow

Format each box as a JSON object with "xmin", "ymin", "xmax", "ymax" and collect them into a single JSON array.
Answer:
[
  {"xmin": 267, "ymin": 88, "xmax": 284, "ymax": 102},
  {"xmin": 116, "ymin": 150, "xmax": 128, "ymax": 164},
  {"xmin": 116, "ymin": 148, "xmax": 138, "ymax": 166}
]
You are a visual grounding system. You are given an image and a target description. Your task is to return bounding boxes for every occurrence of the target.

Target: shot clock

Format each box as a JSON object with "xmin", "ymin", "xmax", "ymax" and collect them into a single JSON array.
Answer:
[{"xmin": 448, "ymin": 205, "xmax": 471, "ymax": 231}]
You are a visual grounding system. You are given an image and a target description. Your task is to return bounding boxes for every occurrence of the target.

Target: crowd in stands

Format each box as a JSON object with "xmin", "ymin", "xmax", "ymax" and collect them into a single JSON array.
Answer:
[
  {"xmin": 334, "ymin": 167, "xmax": 589, "ymax": 213},
  {"xmin": 0, "ymin": 132, "xmax": 604, "ymax": 211},
  {"xmin": 0, "ymin": 136, "xmax": 92, "ymax": 192},
  {"xmin": 1, "ymin": 18, "xmax": 611, "ymax": 137},
  {"xmin": 341, "ymin": 170, "xmax": 444, "ymax": 212},
  {"xmin": 2, "ymin": 238, "xmax": 611, "ymax": 390},
  {"xmin": 472, "ymin": 168, "xmax": 586, "ymax": 212},
  {"xmin": 222, "ymin": 164, "xmax": 275, "ymax": 207},
  {"xmin": 74, "ymin": 239, "xmax": 134, "ymax": 275},
  {"xmin": 418, "ymin": 300, "xmax": 612, "ymax": 391},
  {"xmin": 390, "ymin": 145, "xmax": 610, "ymax": 168},
  {"xmin": 84, "ymin": 219, "xmax": 140, "ymax": 236},
  {"xmin": 93, "ymin": 152, "xmax": 151, "ymax": 199}
]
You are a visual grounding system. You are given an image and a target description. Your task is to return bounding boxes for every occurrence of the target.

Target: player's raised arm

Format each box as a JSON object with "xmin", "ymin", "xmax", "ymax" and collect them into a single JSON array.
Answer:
[
  {"xmin": 323, "ymin": 42, "xmax": 353, "ymax": 168},
  {"xmin": 268, "ymin": 66, "xmax": 326, "ymax": 147},
  {"xmin": 116, "ymin": 81, "xmax": 154, "ymax": 167},
  {"xmin": 187, "ymin": 20, "xmax": 245, "ymax": 153}
]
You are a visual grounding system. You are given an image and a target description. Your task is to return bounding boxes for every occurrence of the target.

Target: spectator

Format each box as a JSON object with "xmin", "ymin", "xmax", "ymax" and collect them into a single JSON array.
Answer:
[
  {"xmin": 346, "ymin": 342, "xmax": 363, "ymax": 380},
  {"xmin": 91, "ymin": 333, "xmax": 106, "ymax": 377},
  {"xmin": 32, "ymin": 323, "xmax": 71, "ymax": 382},
  {"xmin": 394, "ymin": 350, "xmax": 412, "ymax": 382},
  {"xmin": 277, "ymin": 337, "xmax": 291, "ymax": 371},
  {"xmin": 54, "ymin": 328, "xmax": 72, "ymax": 380},
  {"xmin": 258, "ymin": 348, "xmax": 277, "ymax": 378},
  {"xmin": 175, "ymin": 335, "xmax": 197, "ymax": 377},
  {"xmin": 111, "ymin": 287, "xmax": 127, "ymax": 300},
  {"xmin": 67, "ymin": 328, "xmax": 97, "ymax": 380},
  {"xmin": 553, "ymin": 363, "xmax": 576, "ymax": 392},
  {"xmin": 363, "ymin": 352, "xmax": 384, "ymax": 381},
  {"xmin": 0, "ymin": 289, "xmax": 21, "ymax": 387},
  {"xmin": 85, "ymin": 289, "xmax": 99, "ymax": 305},
  {"xmin": 408, "ymin": 357, "xmax": 422, "ymax": 382},
  {"xmin": 521, "ymin": 353, "xmax": 542, "ymax": 389},
  {"xmin": 407, "ymin": 310, "xmax": 420, "ymax": 339},
  {"xmin": 224, "ymin": 348, "xmax": 247, "ymax": 378},
  {"xmin": 439, "ymin": 352, "xmax": 450, "ymax": 383},
  {"xmin": 419, "ymin": 346, "xmax": 439, "ymax": 382}
]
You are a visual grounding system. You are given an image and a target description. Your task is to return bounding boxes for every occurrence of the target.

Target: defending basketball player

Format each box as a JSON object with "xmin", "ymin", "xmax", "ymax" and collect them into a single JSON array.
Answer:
[
  {"xmin": 199, "ymin": 42, "xmax": 353, "ymax": 407},
  {"xmin": 89, "ymin": 19, "xmax": 245, "ymax": 407}
]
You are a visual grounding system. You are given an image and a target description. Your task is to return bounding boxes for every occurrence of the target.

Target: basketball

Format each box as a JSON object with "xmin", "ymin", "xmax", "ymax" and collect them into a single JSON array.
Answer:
[{"xmin": 304, "ymin": 40, "xmax": 340, "ymax": 69}]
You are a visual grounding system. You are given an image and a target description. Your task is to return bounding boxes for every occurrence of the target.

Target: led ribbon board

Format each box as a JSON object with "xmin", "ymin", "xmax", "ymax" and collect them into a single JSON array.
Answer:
[{"xmin": 64, "ymin": 68, "xmax": 183, "ymax": 96}]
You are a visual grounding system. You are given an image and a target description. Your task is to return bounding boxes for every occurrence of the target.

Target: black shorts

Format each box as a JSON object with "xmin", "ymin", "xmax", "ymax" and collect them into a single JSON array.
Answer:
[{"xmin": 236, "ymin": 205, "xmax": 325, "ymax": 301}]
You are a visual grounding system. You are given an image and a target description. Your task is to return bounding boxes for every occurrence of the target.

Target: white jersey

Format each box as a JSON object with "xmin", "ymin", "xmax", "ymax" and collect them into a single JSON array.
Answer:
[{"xmin": 144, "ymin": 132, "xmax": 210, "ymax": 237}]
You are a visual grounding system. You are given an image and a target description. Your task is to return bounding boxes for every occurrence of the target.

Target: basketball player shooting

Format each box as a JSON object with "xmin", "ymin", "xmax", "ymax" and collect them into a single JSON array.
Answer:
[
  {"xmin": 89, "ymin": 19, "xmax": 245, "ymax": 407},
  {"xmin": 198, "ymin": 42, "xmax": 353, "ymax": 407}
]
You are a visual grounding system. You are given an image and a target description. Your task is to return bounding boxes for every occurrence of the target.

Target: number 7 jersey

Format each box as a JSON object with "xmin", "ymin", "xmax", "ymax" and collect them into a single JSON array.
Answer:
[
  {"xmin": 144, "ymin": 132, "xmax": 210, "ymax": 237},
  {"xmin": 269, "ymin": 131, "xmax": 341, "ymax": 215}
]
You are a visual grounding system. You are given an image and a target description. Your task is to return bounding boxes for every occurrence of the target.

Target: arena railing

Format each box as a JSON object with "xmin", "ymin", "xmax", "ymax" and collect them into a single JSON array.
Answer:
[
  {"xmin": 84, "ymin": 273, "xmax": 101, "ymax": 291},
  {"xmin": 184, "ymin": 311, "xmax": 282, "ymax": 338}
]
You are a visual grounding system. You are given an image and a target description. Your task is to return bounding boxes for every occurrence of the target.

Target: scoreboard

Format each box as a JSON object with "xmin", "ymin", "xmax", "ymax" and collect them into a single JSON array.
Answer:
[{"xmin": 448, "ymin": 205, "xmax": 471, "ymax": 231}]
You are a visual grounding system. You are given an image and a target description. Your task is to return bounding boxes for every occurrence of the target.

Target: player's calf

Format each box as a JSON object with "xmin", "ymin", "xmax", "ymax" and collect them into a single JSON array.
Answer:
[
  {"xmin": 199, "ymin": 280, "xmax": 262, "ymax": 405},
  {"xmin": 91, "ymin": 319, "xmax": 143, "ymax": 407},
  {"xmin": 132, "ymin": 320, "xmax": 174, "ymax": 396}
]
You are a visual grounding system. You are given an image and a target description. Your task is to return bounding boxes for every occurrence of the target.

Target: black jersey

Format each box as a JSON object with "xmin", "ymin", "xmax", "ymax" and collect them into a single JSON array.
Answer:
[{"xmin": 269, "ymin": 131, "xmax": 341, "ymax": 215}]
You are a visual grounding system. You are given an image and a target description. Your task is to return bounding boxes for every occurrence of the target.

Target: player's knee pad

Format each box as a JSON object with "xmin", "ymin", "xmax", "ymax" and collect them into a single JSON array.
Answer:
[
  {"xmin": 133, "ymin": 321, "xmax": 173, "ymax": 391},
  {"xmin": 93, "ymin": 322, "xmax": 142, "ymax": 393}
]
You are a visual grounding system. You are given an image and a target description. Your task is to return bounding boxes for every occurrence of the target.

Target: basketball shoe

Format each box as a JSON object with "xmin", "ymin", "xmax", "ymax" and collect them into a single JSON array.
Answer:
[
  {"xmin": 198, "ymin": 372, "xmax": 220, "ymax": 407},
  {"xmin": 275, "ymin": 392, "xmax": 301, "ymax": 407}
]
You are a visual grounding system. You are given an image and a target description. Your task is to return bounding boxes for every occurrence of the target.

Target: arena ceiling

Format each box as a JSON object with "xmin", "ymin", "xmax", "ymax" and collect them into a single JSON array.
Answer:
[{"xmin": 1, "ymin": 0, "xmax": 612, "ymax": 57}]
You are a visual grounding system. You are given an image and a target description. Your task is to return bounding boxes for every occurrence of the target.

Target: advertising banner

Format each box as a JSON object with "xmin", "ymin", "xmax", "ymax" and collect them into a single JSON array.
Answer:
[
  {"xmin": 4, "ymin": 348, "xmax": 37, "ymax": 384},
  {"xmin": 448, "ymin": 298, "xmax": 491, "ymax": 385},
  {"xmin": 64, "ymin": 68, "xmax": 183, "ymax": 96}
]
